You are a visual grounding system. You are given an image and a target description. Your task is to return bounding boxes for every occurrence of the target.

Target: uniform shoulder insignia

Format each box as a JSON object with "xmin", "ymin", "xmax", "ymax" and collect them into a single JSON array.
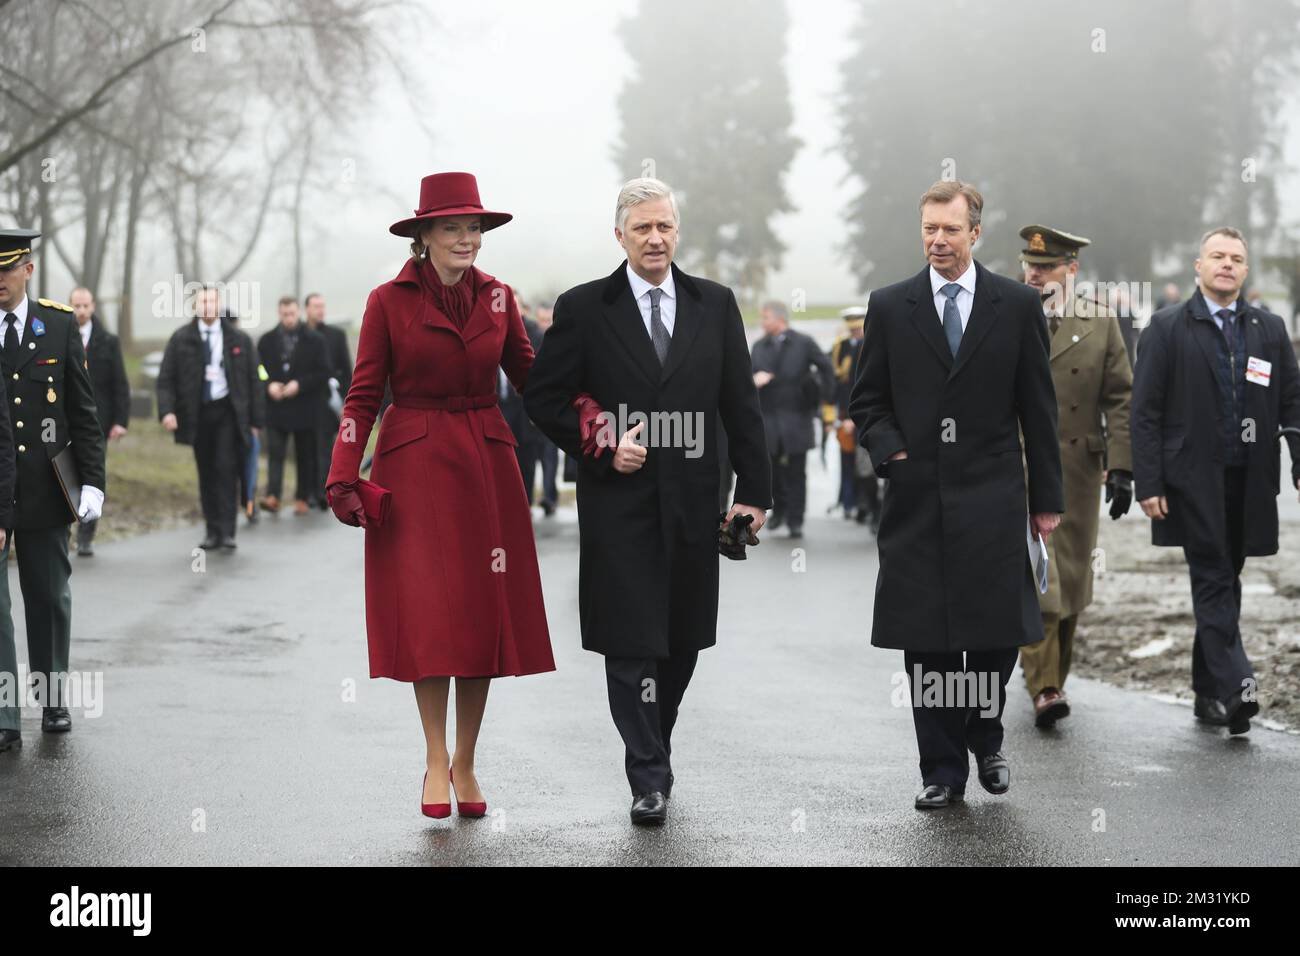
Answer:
[{"xmin": 36, "ymin": 297, "xmax": 73, "ymax": 312}]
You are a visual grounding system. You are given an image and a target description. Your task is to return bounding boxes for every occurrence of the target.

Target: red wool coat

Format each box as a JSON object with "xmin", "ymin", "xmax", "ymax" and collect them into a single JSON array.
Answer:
[{"xmin": 327, "ymin": 260, "xmax": 555, "ymax": 681}]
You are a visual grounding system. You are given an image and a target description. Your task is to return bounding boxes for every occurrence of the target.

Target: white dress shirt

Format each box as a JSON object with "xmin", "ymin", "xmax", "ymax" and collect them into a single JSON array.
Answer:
[
  {"xmin": 626, "ymin": 262, "xmax": 676, "ymax": 338},
  {"xmin": 79, "ymin": 319, "xmax": 92, "ymax": 353},
  {"xmin": 198, "ymin": 318, "xmax": 229, "ymax": 401},
  {"xmin": 929, "ymin": 260, "xmax": 976, "ymax": 332},
  {"xmin": 2, "ymin": 295, "xmax": 29, "ymax": 343}
]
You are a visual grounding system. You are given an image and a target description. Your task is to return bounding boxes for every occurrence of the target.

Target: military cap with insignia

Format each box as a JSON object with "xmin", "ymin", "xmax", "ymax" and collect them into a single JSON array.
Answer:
[
  {"xmin": 0, "ymin": 228, "xmax": 39, "ymax": 270},
  {"xmin": 1018, "ymin": 224, "xmax": 1091, "ymax": 264}
]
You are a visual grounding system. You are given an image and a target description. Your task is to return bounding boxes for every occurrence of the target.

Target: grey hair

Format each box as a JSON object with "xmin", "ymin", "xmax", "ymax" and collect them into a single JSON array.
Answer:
[
  {"xmin": 615, "ymin": 177, "xmax": 680, "ymax": 232},
  {"xmin": 1199, "ymin": 226, "xmax": 1248, "ymax": 254},
  {"xmin": 761, "ymin": 300, "xmax": 790, "ymax": 322}
]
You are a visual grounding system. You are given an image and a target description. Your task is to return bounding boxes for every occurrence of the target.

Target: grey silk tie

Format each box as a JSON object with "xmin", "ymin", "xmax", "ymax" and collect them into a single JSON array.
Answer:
[
  {"xmin": 648, "ymin": 287, "xmax": 670, "ymax": 365},
  {"xmin": 941, "ymin": 282, "xmax": 963, "ymax": 357}
]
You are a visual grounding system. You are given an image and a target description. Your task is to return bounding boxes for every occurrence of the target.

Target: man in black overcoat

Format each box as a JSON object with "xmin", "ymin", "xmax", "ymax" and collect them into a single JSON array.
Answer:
[
  {"xmin": 304, "ymin": 293, "xmax": 351, "ymax": 509},
  {"xmin": 258, "ymin": 296, "xmax": 329, "ymax": 514},
  {"xmin": 524, "ymin": 177, "xmax": 771, "ymax": 826},
  {"xmin": 69, "ymin": 287, "xmax": 130, "ymax": 556},
  {"xmin": 157, "ymin": 285, "xmax": 265, "ymax": 550},
  {"xmin": 850, "ymin": 182, "xmax": 1063, "ymax": 809},
  {"xmin": 1132, "ymin": 227, "xmax": 1300, "ymax": 735},
  {"xmin": 750, "ymin": 299, "xmax": 835, "ymax": 537}
]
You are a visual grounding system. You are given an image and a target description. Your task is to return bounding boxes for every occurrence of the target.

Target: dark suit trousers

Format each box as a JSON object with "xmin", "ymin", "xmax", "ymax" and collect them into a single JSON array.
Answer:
[
  {"xmin": 316, "ymin": 410, "xmax": 340, "ymax": 502},
  {"xmin": 194, "ymin": 397, "xmax": 240, "ymax": 539},
  {"xmin": 770, "ymin": 448, "xmax": 808, "ymax": 526},
  {"xmin": 605, "ymin": 650, "xmax": 699, "ymax": 795},
  {"xmin": 266, "ymin": 426, "xmax": 317, "ymax": 502},
  {"xmin": 1185, "ymin": 466, "xmax": 1254, "ymax": 703},
  {"xmin": 904, "ymin": 648, "xmax": 1018, "ymax": 788}
]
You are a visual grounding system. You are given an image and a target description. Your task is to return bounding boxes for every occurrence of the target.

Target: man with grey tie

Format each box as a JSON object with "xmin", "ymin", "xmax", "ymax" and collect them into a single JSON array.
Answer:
[
  {"xmin": 849, "ymin": 181, "xmax": 1063, "ymax": 809},
  {"xmin": 525, "ymin": 177, "xmax": 771, "ymax": 825}
]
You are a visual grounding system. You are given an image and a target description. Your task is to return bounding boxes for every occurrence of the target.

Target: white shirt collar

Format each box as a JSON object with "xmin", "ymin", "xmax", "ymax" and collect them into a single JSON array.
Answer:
[
  {"xmin": 626, "ymin": 262, "xmax": 675, "ymax": 302},
  {"xmin": 4, "ymin": 295, "xmax": 28, "ymax": 323},
  {"xmin": 1204, "ymin": 293, "xmax": 1237, "ymax": 314},
  {"xmin": 929, "ymin": 259, "xmax": 976, "ymax": 298}
]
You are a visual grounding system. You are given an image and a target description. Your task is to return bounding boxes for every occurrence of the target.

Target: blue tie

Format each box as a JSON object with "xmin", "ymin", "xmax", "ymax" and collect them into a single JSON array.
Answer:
[
  {"xmin": 1215, "ymin": 308, "xmax": 1236, "ymax": 351},
  {"xmin": 941, "ymin": 282, "xmax": 963, "ymax": 357}
]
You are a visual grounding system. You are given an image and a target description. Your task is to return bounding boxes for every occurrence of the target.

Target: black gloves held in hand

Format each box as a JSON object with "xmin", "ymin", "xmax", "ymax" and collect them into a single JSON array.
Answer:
[
  {"xmin": 1105, "ymin": 469, "xmax": 1133, "ymax": 520},
  {"xmin": 718, "ymin": 512, "xmax": 760, "ymax": 560}
]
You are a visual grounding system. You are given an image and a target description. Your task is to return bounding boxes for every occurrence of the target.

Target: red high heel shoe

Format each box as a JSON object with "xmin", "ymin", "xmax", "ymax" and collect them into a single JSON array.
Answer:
[
  {"xmin": 421, "ymin": 771, "xmax": 451, "ymax": 819},
  {"xmin": 450, "ymin": 767, "xmax": 487, "ymax": 818}
]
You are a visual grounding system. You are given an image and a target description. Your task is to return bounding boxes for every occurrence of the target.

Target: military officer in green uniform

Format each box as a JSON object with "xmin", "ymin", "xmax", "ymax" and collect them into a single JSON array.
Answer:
[
  {"xmin": 0, "ymin": 229, "xmax": 106, "ymax": 750},
  {"xmin": 1017, "ymin": 225, "xmax": 1133, "ymax": 727}
]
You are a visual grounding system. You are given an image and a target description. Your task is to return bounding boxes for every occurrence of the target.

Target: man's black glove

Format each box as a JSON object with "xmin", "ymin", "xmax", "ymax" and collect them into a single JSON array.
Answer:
[
  {"xmin": 718, "ymin": 512, "xmax": 759, "ymax": 560},
  {"xmin": 1105, "ymin": 469, "xmax": 1133, "ymax": 520}
]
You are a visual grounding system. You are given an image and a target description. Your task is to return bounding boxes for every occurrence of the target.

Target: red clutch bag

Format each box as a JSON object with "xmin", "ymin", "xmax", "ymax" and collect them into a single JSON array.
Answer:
[{"xmin": 355, "ymin": 478, "xmax": 391, "ymax": 526}]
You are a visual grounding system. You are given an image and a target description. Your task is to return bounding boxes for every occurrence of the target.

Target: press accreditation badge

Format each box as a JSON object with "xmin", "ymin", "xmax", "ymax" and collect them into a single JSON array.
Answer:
[{"xmin": 1246, "ymin": 356, "xmax": 1271, "ymax": 386}]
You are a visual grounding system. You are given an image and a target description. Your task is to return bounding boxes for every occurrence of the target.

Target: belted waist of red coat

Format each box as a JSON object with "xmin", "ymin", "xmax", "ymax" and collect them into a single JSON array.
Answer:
[{"xmin": 391, "ymin": 393, "xmax": 499, "ymax": 411}]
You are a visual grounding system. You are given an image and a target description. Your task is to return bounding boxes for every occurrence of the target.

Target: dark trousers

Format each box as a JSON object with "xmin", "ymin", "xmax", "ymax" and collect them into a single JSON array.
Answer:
[
  {"xmin": 1185, "ymin": 465, "xmax": 1254, "ymax": 704},
  {"xmin": 266, "ymin": 426, "xmax": 317, "ymax": 502},
  {"xmin": 0, "ymin": 527, "xmax": 73, "ymax": 729},
  {"xmin": 516, "ymin": 439, "xmax": 558, "ymax": 508},
  {"xmin": 903, "ymin": 647, "xmax": 1018, "ymax": 788},
  {"xmin": 771, "ymin": 450, "xmax": 808, "ymax": 527},
  {"xmin": 316, "ymin": 411, "xmax": 340, "ymax": 502},
  {"xmin": 194, "ymin": 397, "xmax": 240, "ymax": 540},
  {"xmin": 605, "ymin": 650, "xmax": 699, "ymax": 796}
]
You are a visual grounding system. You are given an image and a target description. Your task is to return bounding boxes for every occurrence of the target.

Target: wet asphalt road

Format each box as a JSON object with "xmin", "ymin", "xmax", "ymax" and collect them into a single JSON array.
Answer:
[{"xmin": 1, "ymin": 459, "xmax": 1298, "ymax": 866}]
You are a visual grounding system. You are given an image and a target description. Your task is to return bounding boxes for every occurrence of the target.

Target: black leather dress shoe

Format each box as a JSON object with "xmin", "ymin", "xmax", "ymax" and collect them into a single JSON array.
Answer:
[
  {"xmin": 42, "ymin": 707, "xmax": 72, "ymax": 733},
  {"xmin": 0, "ymin": 728, "xmax": 20, "ymax": 752},
  {"xmin": 1194, "ymin": 694, "xmax": 1229, "ymax": 725},
  {"xmin": 198, "ymin": 535, "xmax": 220, "ymax": 550},
  {"xmin": 218, "ymin": 535, "xmax": 237, "ymax": 551},
  {"xmin": 77, "ymin": 541, "xmax": 94, "ymax": 557},
  {"xmin": 914, "ymin": 784, "xmax": 964, "ymax": 809},
  {"xmin": 976, "ymin": 752, "xmax": 1010, "ymax": 794},
  {"xmin": 630, "ymin": 791, "xmax": 668, "ymax": 826},
  {"xmin": 1225, "ymin": 697, "xmax": 1259, "ymax": 735}
]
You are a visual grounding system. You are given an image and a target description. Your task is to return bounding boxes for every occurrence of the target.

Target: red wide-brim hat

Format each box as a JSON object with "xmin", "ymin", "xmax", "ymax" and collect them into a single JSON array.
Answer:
[{"xmin": 388, "ymin": 171, "xmax": 513, "ymax": 238}]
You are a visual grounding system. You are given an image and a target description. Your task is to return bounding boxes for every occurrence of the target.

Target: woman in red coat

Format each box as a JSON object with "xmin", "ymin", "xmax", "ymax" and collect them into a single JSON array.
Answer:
[{"xmin": 326, "ymin": 172, "xmax": 554, "ymax": 819}]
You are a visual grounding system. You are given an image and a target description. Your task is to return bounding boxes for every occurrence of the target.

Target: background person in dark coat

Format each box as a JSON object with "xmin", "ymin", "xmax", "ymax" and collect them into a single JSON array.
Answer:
[
  {"xmin": 500, "ymin": 291, "xmax": 556, "ymax": 515},
  {"xmin": 524, "ymin": 177, "xmax": 771, "ymax": 826},
  {"xmin": 850, "ymin": 182, "xmax": 1063, "ymax": 810},
  {"xmin": 0, "ymin": 229, "xmax": 105, "ymax": 743},
  {"xmin": 69, "ymin": 287, "xmax": 130, "ymax": 556},
  {"xmin": 304, "ymin": 292, "xmax": 351, "ymax": 510},
  {"xmin": 750, "ymin": 299, "xmax": 835, "ymax": 537},
  {"xmin": 258, "ymin": 296, "xmax": 329, "ymax": 514},
  {"xmin": 1132, "ymin": 227, "xmax": 1300, "ymax": 735},
  {"xmin": 157, "ymin": 285, "xmax": 265, "ymax": 550}
]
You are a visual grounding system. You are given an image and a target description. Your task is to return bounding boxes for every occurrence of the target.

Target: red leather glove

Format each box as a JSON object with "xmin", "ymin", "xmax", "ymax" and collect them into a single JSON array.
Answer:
[
  {"xmin": 327, "ymin": 481, "xmax": 367, "ymax": 527},
  {"xmin": 571, "ymin": 392, "xmax": 610, "ymax": 459}
]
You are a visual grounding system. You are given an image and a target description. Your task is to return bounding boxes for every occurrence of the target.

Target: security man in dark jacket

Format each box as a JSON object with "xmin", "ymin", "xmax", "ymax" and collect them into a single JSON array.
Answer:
[
  {"xmin": 157, "ymin": 285, "xmax": 265, "ymax": 550},
  {"xmin": 0, "ymin": 229, "xmax": 106, "ymax": 745},
  {"xmin": 304, "ymin": 293, "xmax": 351, "ymax": 509},
  {"xmin": 749, "ymin": 300, "xmax": 835, "ymax": 537},
  {"xmin": 258, "ymin": 296, "xmax": 329, "ymax": 514},
  {"xmin": 69, "ymin": 287, "xmax": 130, "ymax": 556},
  {"xmin": 1132, "ymin": 226, "xmax": 1300, "ymax": 735}
]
